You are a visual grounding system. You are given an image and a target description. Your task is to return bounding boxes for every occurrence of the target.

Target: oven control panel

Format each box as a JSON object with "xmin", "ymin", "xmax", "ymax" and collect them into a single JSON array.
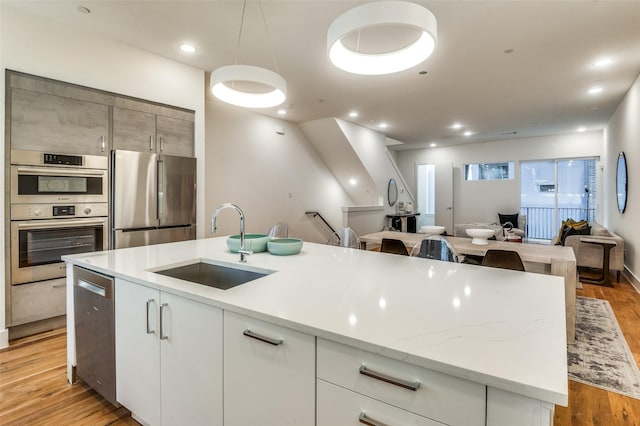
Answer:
[
  {"xmin": 11, "ymin": 203, "xmax": 108, "ymax": 220},
  {"xmin": 53, "ymin": 205, "xmax": 75, "ymax": 216}
]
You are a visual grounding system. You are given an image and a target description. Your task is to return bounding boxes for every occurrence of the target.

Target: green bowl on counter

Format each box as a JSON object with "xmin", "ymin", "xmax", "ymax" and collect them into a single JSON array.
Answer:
[
  {"xmin": 267, "ymin": 238, "xmax": 303, "ymax": 256},
  {"xmin": 226, "ymin": 234, "xmax": 270, "ymax": 253}
]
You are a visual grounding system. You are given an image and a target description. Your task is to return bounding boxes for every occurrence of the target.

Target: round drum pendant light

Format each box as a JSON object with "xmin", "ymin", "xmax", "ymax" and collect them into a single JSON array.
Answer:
[
  {"xmin": 210, "ymin": 65, "xmax": 287, "ymax": 108},
  {"xmin": 328, "ymin": 1, "xmax": 437, "ymax": 75}
]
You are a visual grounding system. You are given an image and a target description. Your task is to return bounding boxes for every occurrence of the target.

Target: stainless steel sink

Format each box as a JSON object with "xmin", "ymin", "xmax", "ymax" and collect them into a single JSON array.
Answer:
[{"xmin": 154, "ymin": 261, "xmax": 272, "ymax": 290}]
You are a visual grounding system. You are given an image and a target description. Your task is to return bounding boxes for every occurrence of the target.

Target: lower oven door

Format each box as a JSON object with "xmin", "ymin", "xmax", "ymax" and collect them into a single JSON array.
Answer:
[{"xmin": 11, "ymin": 217, "xmax": 108, "ymax": 285}]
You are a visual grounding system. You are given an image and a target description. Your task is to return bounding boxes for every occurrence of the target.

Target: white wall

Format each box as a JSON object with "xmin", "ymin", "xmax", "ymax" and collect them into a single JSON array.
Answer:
[
  {"xmin": 604, "ymin": 72, "xmax": 640, "ymax": 285},
  {"xmin": 0, "ymin": 5, "xmax": 205, "ymax": 347},
  {"xmin": 394, "ymin": 132, "xmax": 603, "ymax": 226},
  {"xmin": 204, "ymin": 100, "xmax": 353, "ymax": 243}
]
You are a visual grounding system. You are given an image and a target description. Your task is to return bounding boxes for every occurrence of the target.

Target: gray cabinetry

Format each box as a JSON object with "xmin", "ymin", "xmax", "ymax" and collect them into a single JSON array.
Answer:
[
  {"xmin": 10, "ymin": 88, "xmax": 108, "ymax": 156},
  {"xmin": 113, "ymin": 107, "xmax": 194, "ymax": 157},
  {"xmin": 112, "ymin": 107, "xmax": 156, "ymax": 152},
  {"xmin": 156, "ymin": 115, "xmax": 194, "ymax": 157}
]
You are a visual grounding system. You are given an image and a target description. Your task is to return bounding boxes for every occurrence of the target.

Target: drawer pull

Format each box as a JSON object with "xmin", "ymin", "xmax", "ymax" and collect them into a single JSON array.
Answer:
[
  {"xmin": 243, "ymin": 329, "xmax": 283, "ymax": 346},
  {"xmin": 359, "ymin": 365, "xmax": 420, "ymax": 391},
  {"xmin": 359, "ymin": 412, "xmax": 389, "ymax": 426}
]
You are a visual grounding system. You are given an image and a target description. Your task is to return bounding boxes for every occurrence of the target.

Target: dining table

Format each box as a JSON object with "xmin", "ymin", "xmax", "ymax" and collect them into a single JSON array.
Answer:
[{"xmin": 359, "ymin": 231, "xmax": 577, "ymax": 342}]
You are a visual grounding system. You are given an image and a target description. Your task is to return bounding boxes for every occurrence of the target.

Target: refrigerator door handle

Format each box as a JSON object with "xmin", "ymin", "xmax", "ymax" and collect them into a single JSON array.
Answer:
[{"xmin": 157, "ymin": 159, "xmax": 164, "ymax": 220}]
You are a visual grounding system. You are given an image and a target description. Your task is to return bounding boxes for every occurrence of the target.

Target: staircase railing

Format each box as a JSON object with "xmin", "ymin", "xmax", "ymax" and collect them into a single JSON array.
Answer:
[{"xmin": 305, "ymin": 211, "xmax": 340, "ymax": 242}]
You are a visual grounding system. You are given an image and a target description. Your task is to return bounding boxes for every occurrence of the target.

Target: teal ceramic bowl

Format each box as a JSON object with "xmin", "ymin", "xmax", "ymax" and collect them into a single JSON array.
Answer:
[
  {"xmin": 267, "ymin": 238, "xmax": 303, "ymax": 256},
  {"xmin": 226, "ymin": 234, "xmax": 270, "ymax": 253}
]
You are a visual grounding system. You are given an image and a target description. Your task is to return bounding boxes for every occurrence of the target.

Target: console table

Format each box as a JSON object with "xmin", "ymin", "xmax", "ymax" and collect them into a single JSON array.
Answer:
[
  {"xmin": 386, "ymin": 213, "xmax": 419, "ymax": 233},
  {"xmin": 578, "ymin": 237, "xmax": 617, "ymax": 287}
]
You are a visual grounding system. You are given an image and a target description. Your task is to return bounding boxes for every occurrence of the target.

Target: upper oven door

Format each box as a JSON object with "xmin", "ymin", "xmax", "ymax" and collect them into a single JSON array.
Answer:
[
  {"xmin": 10, "ymin": 217, "xmax": 108, "ymax": 285},
  {"xmin": 11, "ymin": 165, "xmax": 108, "ymax": 204}
]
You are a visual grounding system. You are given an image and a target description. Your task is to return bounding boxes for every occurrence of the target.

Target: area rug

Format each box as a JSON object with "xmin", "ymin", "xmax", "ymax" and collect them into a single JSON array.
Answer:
[{"xmin": 568, "ymin": 296, "xmax": 640, "ymax": 399}]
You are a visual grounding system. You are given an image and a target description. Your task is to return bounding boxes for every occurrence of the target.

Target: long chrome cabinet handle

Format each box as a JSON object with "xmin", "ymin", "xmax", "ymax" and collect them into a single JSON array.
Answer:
[
  {"xmin": 242, "ymin": 329, "xmax": 283, "ymax": 346},
  {"xmin": 359, "ymin": 365, "xmax": 420, "ymax": 391},
  {"xmin": 159, "ymin": 136, "xmax": 164, "ymax": 152},
  {"xmin": 159, "ymin": 303, "xmax": 169, "ymax": 340},
  {"xmin": 100, "ymin": 135, "xmax": 105, "ymax": 152},
  {"xmin": 149, "ymin": 135, "xmax": 154, "ymax": 151},
  {"xmin": 359, "ymin": 412, "xmax": 389, "ymax": 426},
  {"xmin": 146, "ymin": 299, "xmax": 155, "ymax": 334}
]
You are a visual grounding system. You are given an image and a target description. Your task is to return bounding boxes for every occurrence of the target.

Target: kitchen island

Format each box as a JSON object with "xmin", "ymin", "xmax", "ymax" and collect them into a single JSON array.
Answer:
[{"xmin": 64, "ymin": 237, "xmax": 568, "ymax": 426}]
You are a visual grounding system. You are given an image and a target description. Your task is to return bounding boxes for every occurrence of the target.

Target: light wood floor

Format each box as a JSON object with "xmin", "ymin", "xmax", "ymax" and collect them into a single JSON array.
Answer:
[{"xmin": 1, "ymin": 276, "xmax": 639, "ymax": 425}]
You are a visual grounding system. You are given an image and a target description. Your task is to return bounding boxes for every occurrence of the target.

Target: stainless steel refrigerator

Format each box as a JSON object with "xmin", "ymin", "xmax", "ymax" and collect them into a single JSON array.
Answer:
[{"xmin": 111, "ymin": 150, "xmax": 196, "ymax": 249}]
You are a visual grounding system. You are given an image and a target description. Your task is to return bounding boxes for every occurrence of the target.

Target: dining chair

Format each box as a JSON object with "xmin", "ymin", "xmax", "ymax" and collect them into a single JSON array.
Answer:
[
  {"xmin": 410, "ymin": 236, "xmax": 461, "ymax": 262},
  {"xmin": 327, "ymin": 227, "xmax": 360, "ymax": 249},
  {"xmin": 380, "ymin": 238, "xmax": 409, "ymax": 256},
  {"xmin": 481, "ymin": 249, "xmax": 525, "ymax": 271},
  {"xmin": 268, "ymin": 222, "xmax": 289, "ymax": 238}
]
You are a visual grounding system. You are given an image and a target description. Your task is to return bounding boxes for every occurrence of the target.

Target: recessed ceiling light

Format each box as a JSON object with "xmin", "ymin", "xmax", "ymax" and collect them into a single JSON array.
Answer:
[
  {"xmin": 590, "ymin": 106, "xmax": 600, "ymax": 111},
  {"xmin": 451, "ymin": 123, "xmax": 463, "ymax": 130},
  {"xmin": 77, "ymin": 5, "xmax": 91, "ymax": 14},
  {"xmin": 179, "ymin": 43, "xmax": 197, "ymax": 53},
  {"xmin": 430, "ymin": 143, "xmax": 437, "ymax": 147},
  {"xmin": 379, "ymin": 122, "xmax": 388, "ymax": 129},
  {"xmin": 577, "ymin": 127, "xmax": 586, "ymax": 132},
  {"xmin": 349, "ymin": 111, "xmax": 358, "ymax": 118},
  {"xmin": 349, "ymin": 178, "xmax": 357, "ymax": 185},
  {"xmin": 593, "ymin": 58, "xmax": 613, "ymax": 68},
  {"xmin": 588, "ymin": 87, "xmax": 603, "ymax": 95},
  {"xmin": 463, "ymin": 131, "xmax": 472, "ymax": 137},
  {"xmin": 277, "ymin": 109, "xmax": 287, "ymax": 115}
]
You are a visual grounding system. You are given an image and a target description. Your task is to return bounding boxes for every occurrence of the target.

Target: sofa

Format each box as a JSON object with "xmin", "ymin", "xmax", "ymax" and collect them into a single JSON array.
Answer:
[
  {"xmin": 454, "ymin": 214, "xmax": 526, "ymax": 241},
  {"xmin": 562, "ymin": 222, "xmax": 624, "ymax": 281}
]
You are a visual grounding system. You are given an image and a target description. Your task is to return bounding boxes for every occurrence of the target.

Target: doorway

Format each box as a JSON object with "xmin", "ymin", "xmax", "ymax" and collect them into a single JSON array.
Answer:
[
  {"xmin": 520, "ymin": 158, "xmax": 598, "ymax": 241},
  {"xmin": 416, "ymin": 163, "xmax": 453, "ymax": 233}
]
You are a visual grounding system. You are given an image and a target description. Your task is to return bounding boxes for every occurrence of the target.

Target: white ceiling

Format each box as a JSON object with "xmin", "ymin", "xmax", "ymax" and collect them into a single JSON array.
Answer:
[{"xmin": 8, "ymin": 0, "xmax": 640, "ymax": 149}]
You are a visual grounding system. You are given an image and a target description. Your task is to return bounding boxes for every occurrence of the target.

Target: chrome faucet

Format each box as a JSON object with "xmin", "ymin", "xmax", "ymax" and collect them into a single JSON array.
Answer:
[{"xmin": 211, "ymin": 203, "xmax": 252, "ymax": 262}]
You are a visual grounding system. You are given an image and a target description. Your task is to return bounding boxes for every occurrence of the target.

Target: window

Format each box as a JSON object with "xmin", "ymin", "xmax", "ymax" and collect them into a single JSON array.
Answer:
[
  {"xmin": 464, "ymin": 162, "xmax": 514, "ymax": 181},
  {"xmin": 521, "ymin": 158, "xmax": 598, "ymax": 240}
]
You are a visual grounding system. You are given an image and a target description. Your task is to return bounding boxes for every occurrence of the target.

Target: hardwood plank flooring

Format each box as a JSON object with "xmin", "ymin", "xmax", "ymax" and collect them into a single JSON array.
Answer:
[
  {"xmin": 1, "ymin": 275, "xmax": 639, "ymax": 425},
  {"xmin": 0, "ymin": 329, "xmax": 137, "ymax": 426},
  {"xmin": 554, "ymin": 274, "xmax": 640, "ymax": 426}
]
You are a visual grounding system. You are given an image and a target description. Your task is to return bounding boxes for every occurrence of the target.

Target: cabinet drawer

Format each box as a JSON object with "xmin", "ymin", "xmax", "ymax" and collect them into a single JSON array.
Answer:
[
  {"xmin": 318, "ymin": 379, "xmax": 442, "ymax": 426},
  {"xmin": 317, "ymin": 338, "xmax": 485, "ymax": 426},
  {"xmin": 224, "ymin": 311, "xmax": 315, "ymax": 426},
  {"xmin": 11, "ymin": 278, "xmax": 66, "ymax": 325}
]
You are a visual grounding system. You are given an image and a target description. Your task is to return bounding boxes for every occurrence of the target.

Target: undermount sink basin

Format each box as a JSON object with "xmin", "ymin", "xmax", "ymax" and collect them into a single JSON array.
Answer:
[{"xmin": 153, "ymin": 260, "xmax": 273, "ymax": 290}]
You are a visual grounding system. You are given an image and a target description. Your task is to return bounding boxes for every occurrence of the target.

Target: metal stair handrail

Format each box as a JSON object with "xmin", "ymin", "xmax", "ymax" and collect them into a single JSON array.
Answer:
[{"xmin": 305, "ymin": 211, "xmax": 340, "ymax": 242}]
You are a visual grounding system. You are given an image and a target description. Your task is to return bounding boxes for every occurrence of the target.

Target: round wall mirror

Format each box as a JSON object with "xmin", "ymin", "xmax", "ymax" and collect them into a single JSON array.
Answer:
[
  {"xmin": 616, "ymin": 152, "xmax": 628, "ymax": 213},
  {"xmin": 387, "ymin": 178, "xmax": 398, "ymax": 206}
]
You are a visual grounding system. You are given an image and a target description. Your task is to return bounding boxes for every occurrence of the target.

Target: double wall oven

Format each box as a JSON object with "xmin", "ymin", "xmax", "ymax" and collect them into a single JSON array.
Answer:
[{"xmin": 9, "ymin": 149, "xmax": 108, "ymax": 327}]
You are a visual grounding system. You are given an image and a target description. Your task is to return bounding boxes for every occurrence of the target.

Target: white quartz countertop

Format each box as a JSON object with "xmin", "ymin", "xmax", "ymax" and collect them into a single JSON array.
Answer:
[{"xmin": 64, "ymin": 237, "xmax": 568, "ymax": 405}]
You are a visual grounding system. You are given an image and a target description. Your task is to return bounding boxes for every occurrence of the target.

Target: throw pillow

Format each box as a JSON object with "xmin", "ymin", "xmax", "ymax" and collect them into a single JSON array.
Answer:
[
  {"xmin": 498, "ymin": 213, "xmax": 518, "ymax": 228},
  {"xmin": 560, "ymin": 224, "xmax": 591, "ymax": 246},
  {"xmin": 554, "ymin": 219, "xmax": 588, "ymax": 244}
]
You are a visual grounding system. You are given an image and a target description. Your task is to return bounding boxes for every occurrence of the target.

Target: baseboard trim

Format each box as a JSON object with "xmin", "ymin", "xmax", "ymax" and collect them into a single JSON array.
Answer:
[
  {"xmin": 0, "ymin": 328, "xmax": 9, "ymax": 349},
  {"xmin": 623, "ymin": 267, "xmax": 640, "ymax": 294}
]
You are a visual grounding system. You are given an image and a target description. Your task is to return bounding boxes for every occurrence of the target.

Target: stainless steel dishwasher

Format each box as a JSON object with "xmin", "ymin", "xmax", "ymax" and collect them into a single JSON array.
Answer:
[{"xmin": 73, "ymin": 265, "xmax": 118, "ymax": 406}]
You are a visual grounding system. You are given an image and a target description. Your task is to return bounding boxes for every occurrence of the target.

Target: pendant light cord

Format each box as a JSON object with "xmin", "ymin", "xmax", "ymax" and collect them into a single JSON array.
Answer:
[
  {"xmin": 234, "ymin": 0, "xmax": 248, "ymax": 66},
  {"xmin": 258, "ymin": 0, "xmax": 279, "ymax": 73}
]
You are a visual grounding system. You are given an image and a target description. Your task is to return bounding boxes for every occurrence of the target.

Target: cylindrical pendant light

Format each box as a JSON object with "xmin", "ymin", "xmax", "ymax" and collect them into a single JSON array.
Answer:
[
  {"xmin": 210, "ymin": 65, "xmax": 287, "ymax": 109},
  {"xmin": 328, "ymin": 1, "xmax": 437, "ymax": 75}
]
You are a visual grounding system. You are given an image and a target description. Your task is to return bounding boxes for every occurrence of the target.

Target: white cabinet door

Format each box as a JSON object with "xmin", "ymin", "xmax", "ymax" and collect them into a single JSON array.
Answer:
[
  {"xmin": 223, "ymin": 311, "xmax": 315, "ymax": 426},
  {"xmin": 115, "ymin": 279, "xmax": 223, "ymax": 426},
  {"xmin": 160, "ymin": 292, "xmax": 223, "ymax": 426},
  {"xmin": 115, "ymin": 278, "xmax": 161, "ymax": 426}
]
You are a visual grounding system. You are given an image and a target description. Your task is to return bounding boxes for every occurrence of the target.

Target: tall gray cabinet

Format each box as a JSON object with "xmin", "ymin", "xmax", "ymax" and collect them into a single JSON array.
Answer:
[{"xmin": 4, "ymin": 70, "xmax": 195, "ymax": 337}]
